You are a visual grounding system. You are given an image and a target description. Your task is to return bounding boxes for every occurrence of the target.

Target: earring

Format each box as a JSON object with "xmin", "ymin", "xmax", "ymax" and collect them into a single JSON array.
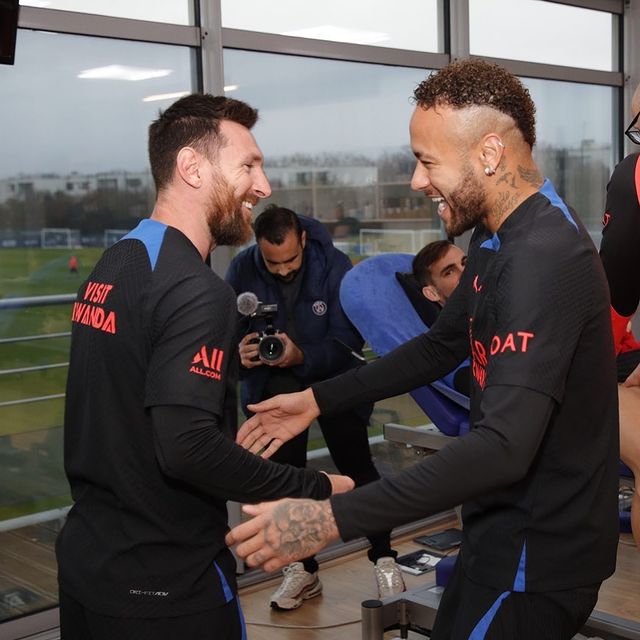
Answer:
[{"xmin": 484, "ymin": 166, "xmax": 495, "ymax": 176}]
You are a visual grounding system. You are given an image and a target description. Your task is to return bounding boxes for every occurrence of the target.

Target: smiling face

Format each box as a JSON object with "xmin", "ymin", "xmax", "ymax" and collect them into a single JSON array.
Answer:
[
  {"xmin": 409, "ymin": 105, "xmax": 490, "ymax": 237},
  {"xmin": 204, "ymin": 119, "xmax": 271, "ymax": 246}
]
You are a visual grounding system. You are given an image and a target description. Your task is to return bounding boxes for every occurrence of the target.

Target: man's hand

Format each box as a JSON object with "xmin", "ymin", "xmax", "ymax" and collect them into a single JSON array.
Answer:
[
  {"xmin": 225, "ymin": 498, "xmax": 340, "ymax": 572},
  {"xmin": 236, "ymin": 388, "xmax": 320, "ymax": 457},
  {"xmin": 623, "ymin": 362, "xmax": 640, "ymax": 388},
  {"xmin": 269, "ymin": 332, "xmax": 304, "ymax": 368},
  {"xmin": 322, "ymin": 472, "xmax": 355, "ymax": 495},
  {"xmin": 238, "ymin": 333, "xmax": 262, "ymax": 369}
]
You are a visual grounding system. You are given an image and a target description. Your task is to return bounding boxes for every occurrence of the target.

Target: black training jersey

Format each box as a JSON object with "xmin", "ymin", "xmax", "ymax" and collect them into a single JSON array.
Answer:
[
  {"xmin": 600, "ymin": 152, "xmax": 640, "ymax": 352},
  {"xmin": 58, "ymin": 219, "xmax": 330, "ymax": 618},
  {"xmin": 321, "ymin": 181, "xmax": 619, "ymax": 593}
]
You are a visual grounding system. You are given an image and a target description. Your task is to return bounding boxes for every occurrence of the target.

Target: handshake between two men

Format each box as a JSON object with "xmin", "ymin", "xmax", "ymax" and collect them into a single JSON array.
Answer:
[{"xmin": 226, "ymin": 388, "xmax": 347, "ymax": 573}]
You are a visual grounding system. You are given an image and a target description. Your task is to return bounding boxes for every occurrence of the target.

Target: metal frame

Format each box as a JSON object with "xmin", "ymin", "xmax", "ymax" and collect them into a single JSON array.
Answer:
[
  {"xmin": 4, "ymin": 1, "xmax": 640, "ymax": 638},
  {"xmin": 548, "ymin": 0, "xmax": 624, "ymax": 12},
  {"xmin": 222, "ymin": 28, "xmax": 450, "ymax": 69},
  {"xmin": 17, "ymin": 6, "xmax": 200, "ymax": 46},
  {"xmin": 360, "ymin": 582, "xmax": 640, "ymax": 639}
]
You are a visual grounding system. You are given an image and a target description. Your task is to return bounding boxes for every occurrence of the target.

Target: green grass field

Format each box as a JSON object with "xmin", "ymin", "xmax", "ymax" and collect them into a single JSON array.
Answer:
[
  {"xmin": 1, "ymin": 248, "xmax": 103, "ymax": 434},
  {"xmin": 1, "ymin": 247, "xmax": 102, "ymax": 519}
]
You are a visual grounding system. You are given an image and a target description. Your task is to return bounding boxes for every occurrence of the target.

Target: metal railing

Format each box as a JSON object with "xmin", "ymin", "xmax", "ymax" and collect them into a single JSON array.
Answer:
[{"xmin": 0, "ymin": 294, "xmax": 74, "ymax": 409}]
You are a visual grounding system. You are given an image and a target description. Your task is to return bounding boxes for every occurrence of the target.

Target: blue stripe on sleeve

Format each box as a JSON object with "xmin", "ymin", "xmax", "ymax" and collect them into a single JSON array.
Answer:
[
  {"xmin": 121, "ymin": 219, "xmax": 167, "ymax": 271},
  {"xmin": 480, "ymin": 233, "xmax": 501, "ymax": 252},
  {"xmin": 540, "ymin": 178, "xmax": 578, "ymax": 232}
]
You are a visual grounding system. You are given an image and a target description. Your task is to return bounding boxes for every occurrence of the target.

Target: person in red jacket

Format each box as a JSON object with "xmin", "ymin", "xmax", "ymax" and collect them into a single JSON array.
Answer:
[{"xmin": 599, "ymin": 81, "xmax": 640, "ymax": 547}]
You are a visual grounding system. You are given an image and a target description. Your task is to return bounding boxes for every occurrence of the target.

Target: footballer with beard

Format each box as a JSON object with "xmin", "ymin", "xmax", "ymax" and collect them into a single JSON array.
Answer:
[
  {"xmin": 228, "ymin": 61, "xmax": 619, "ymax": 640},
  {"xmin": 57, "ymin": 94, "xmax": 354, "ymax": 640}
]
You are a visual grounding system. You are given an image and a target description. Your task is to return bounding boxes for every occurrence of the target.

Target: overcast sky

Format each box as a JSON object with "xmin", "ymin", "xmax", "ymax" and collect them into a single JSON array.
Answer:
[{"xmin": 0, "ymin": 0, "xmax": 616, "ymax": 179}]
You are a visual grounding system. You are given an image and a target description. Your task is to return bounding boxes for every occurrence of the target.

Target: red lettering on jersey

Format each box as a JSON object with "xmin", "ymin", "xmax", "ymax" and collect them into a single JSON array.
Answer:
[
  {"xmin": 501, "ymin": 333, "xmax": 516, "ymax": 353},
  {"xmin": 472, "ymin": 339, "xmax": 487, "ymax": 366},
  {"xmin": 473, "ymin": 275, "xmax": 483, "ymax": 293},
  {"xmin": 71, "ymin": 301, "xmax": 117, "ymax": 335},
  {"xmin": 190, "ymin": 346, "xmax": 225, "ymax": 381},
  {"xmin": 71, "ymin": 301, "xmax": 84, "ymax": 322},
  {"xmin": 102, "ymin": 311, "xmax": 117, "ymax": 334},
  {"xmin": 192, "ymin": 345, "xmax": 210, "ymax": 368},
  {"xmin": 602, "ymin": 212, "xmax": 611, "ymax": 227},
  {"xmin": 84, "ymin": 280, "xmax": 114, "ymax": 304},
  {"xmin": 472, "ymin": 359, "xmax": 486, "ymax": 389},
  {"xmin": 470, "ymin": 323, "xmax": 535, "ymax": 388},
  {"xmin": 90, "ymin": 305, "xmax": 104, "ymax": 328},
  {"xmin": 517, "ymin": 331, "xmax": 534, "ymax": 352},
  {"xmin": 469, "ymin": 318, "xmax": 487, "ymax": 388},
  {"xmin": 489, "ymin": 331, "xmax": 535, "ymax": 355},
  {"xmin": 189, "ymin": 366, "xmax": 222, "ymax": 380},
  {"xmin": 84, "ymin": 281, "xmax": 98, "ymax": 301}
]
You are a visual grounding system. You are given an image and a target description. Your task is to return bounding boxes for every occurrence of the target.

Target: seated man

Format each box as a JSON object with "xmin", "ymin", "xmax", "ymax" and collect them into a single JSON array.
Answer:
[
  {"xmin": 410, "ymin": 240, "xmax": 470, "ymax": 396},
  {"xmin": 413, "ymin": 239, "xmax": 466, "ymax": 307}
]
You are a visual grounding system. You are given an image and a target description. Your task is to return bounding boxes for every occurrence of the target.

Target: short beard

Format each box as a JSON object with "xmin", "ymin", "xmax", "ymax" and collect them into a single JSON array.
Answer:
[
  {"xmin": 445, "ymin": 162, "xmax": 490, "ymax": 237},
  {"xmin": 272, "ymin": 269, "xmax": 300, "ymax": 284},
  {"xmin": 206, "ymin": 172, "xmax": 254, "ymax": 247}
]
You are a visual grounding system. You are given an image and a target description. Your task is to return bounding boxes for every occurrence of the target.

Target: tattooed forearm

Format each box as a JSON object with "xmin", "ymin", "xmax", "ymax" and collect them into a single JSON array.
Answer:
[
  {"xmin": 265, "ymin": 499, "xmax": 338, "ymax": 560},
  {"xmin": 517, "ymin": 164, "xmax": 543, "ymax": 187}
]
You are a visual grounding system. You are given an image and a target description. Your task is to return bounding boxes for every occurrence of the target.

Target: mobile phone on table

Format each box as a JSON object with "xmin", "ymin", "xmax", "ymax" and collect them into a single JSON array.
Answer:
[{"xmin": 413, "ymin": 527, "xmax": 462, "ymax": 551}]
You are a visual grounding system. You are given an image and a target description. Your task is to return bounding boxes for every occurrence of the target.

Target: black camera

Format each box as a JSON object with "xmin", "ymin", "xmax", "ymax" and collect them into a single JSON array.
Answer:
[
  {"xmin": 252, "ymin": 302, "xmax": 285, "ymax": 363},
  {"xmin": 237, "ymin": 293, "xmax": 285, "ymax": 364}
]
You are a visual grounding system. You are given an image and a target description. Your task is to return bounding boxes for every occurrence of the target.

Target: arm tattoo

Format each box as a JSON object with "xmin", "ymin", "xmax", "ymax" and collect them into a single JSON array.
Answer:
[{"xmin": 265, "ymin": 499, "xmax": 337, "ymax": 559}]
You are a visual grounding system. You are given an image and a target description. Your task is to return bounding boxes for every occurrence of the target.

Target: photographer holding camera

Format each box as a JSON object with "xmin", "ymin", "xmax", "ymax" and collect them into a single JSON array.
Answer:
[{"xmin": 225, "ymin": 205, "xmax": 402, "ymax": 610}]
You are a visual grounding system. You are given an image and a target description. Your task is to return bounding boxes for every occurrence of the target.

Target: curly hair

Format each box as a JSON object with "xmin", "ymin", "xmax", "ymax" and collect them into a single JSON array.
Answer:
[
  {"xmin": 413, "ymin": 59, "xmax": 536, "ymax": 148},
  {"xmin": 148, "ymin": 94, "xmax": 258, "ymax": 192}
]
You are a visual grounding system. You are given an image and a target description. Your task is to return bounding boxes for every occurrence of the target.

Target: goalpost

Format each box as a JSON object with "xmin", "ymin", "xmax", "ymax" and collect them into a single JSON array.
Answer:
[
  {"xmin": 103, "ymin": 229, "xmax": 130, "ymax": 248},
  {"xmin": 40, "ymin": 227, "xmax": 80, "ymax": 249},
  {"xmin": 358, "ymin": 228, "xmax": 418, "ymax": 256}
]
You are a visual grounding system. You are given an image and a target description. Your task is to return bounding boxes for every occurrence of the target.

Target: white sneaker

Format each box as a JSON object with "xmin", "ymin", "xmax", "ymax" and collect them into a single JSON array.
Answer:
[
  {"xmin": 374, "ymin": 557, "xmax": 406, "ymax": 599},
  {"xmin": 269, "ymin": 562, "xmax": 323, "ymax": 610}
]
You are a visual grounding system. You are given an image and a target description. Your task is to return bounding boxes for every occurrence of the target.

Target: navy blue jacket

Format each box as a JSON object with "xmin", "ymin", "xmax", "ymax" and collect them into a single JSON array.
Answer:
[{"xmin": 225, "ymin": 216, "xmax": 370, "ymax": 418}]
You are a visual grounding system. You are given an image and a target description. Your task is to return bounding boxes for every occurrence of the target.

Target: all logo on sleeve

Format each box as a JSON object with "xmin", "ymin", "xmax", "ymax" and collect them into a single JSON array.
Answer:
[{"xmin": 190, "ymin": 345, "xmax": 225, "ymax": 381}]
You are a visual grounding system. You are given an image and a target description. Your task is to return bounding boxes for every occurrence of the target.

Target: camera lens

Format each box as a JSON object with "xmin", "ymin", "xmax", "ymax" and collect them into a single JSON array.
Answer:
[{"xmin": 259, "ymin": 335, "xmax": 284, "ymax": 363}]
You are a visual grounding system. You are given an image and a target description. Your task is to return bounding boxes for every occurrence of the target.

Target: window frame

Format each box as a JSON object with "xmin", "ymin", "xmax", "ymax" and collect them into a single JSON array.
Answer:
[{"xmin": 2, "ymin": 1, "xmax": 633, "ymax": 637}]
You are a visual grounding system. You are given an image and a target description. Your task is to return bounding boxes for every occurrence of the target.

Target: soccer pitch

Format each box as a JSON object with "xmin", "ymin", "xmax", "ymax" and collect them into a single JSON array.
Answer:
[
  {"xmin": 1, "ymin": 247, "xmax": 103, "ymax": 435},
  {"xmin": 0, "ymin": 247, "xmax": 102, "ymax": 520}
]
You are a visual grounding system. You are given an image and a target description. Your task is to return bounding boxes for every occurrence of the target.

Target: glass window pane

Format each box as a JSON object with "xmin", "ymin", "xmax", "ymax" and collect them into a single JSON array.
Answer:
[
  {"xmin": 224, "ymin": 49, "xmax": 447, "ymax": 471},
  {"xmin": 0, "ymin": 29, "xmax": 195, "ymax": 622},
  {"xmin": 19, "ymin": 0, "xmax": 195, "ymax": 25},
  {"xmin": 470, "ymin": 0, "xmax": 616, "ymax": 72},
  {"xmin": 224, "ymin": 49, "xmax": 445, "ymax": 252},
  {"xmin": 525, "ymin": 77, "xmax": 615, "ymax": 241},
  {"xmin": 222, "ymin": 0, "xmax": 443, "ymax": 53}
]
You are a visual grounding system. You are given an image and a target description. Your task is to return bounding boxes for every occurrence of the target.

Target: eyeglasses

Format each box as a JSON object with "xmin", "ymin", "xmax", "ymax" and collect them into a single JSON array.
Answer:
[{"xmin": 625, "ymin": 111, "xmax": 640, "ymax": 145}]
